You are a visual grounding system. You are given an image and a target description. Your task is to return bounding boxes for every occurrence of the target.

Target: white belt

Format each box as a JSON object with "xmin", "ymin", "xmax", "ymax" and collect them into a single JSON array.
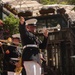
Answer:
[{"xmin": 23, "ymin": 44, "xmax": 38, "ymax": 49}]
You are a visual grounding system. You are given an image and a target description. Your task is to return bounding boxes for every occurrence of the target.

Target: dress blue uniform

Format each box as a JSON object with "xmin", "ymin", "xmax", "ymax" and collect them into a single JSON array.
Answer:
[
  {"xmin": 19, "ymin": 18, "xmax": 48, "ymax": 75},
  {"xmin": 2, "ymin": 45, "xmax": 19, "ymax": 75}
]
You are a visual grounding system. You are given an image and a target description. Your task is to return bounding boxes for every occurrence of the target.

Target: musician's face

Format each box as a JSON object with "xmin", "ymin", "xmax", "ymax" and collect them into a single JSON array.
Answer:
[
  {"xmin": 12, "ymin": 38, "xmax": 20, "ymax": 45},
  {"xmin": 26, "ymin": 25, "xmax": 36, "ymax": 33},
  {"xmin": 13, "ymin": 39, "xmax": 19, "ymax": 42}
]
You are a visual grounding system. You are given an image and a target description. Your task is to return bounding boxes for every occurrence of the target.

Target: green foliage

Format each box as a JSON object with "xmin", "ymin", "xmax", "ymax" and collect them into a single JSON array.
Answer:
[
  {"xmin": 59, "ymin": 1, "xmax": 68, "ymax": 4},
  {"xmin": 3, "ymin": 14, "xmax": 19, "ymax": 38},
  {"xmin": 68, "ymin": 0, "xmax": 75, "ymax": 5},
  {"xmin": 40, "ymin": 0, "xmax": 75, "ymax": 11},
  {"xmin": 40, "ymin": 0, "xmax": 74, "ymax": 5},
  {"xmin": 40, "ymin": 0, "xmax": 57, "ymax": 5}
]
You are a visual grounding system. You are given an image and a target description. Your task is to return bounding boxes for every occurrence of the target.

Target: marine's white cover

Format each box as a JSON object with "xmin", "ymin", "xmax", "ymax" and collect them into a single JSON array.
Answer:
[{"xmin": 25, "ymin": 19, "xmax": 37, "ymax": 26}]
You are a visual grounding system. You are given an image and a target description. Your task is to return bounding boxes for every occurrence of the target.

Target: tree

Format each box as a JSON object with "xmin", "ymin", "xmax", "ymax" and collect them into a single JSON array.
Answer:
[
  {"xmin": 68, "ymin": 0, "xmax": 75, "ymax": 5},
  {"xmin": 40, "ymin": 0, "xmax": 71, "ymax": 5},
  {"xmin": 3, "ymin": 14, "xmax": 19, "ymax": 38},
  {"xmin": 40, "ymin": 0, "xmax": 75, "ymax": 11},
  {"xmin": 40, "ymin": 0, "xmax": 57, "ymax": 5}
]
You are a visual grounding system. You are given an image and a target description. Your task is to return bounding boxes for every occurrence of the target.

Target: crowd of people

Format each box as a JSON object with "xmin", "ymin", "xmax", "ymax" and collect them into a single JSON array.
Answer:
[{"xmin": 0, "ymin": 16, "xmax": 49, "ymax": 75}]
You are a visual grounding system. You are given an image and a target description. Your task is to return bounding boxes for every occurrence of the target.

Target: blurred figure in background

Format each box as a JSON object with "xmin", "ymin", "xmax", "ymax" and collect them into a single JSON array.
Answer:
[{"xmin": 2, "ymin": 35, "xmax": 21, "ymax": 75}]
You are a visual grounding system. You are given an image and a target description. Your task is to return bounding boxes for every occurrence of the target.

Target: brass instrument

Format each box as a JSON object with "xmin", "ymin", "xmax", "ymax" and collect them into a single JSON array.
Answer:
[
  {"xmin": 0, "ymin": 37, "xmax": 23, "ymax": 74},
  {"xmin": 37, "ymin": 24, "xmax": 61, "ymax": 33},
  {"xmin": 0, "ymin": 37, "xmax": 21, "ymax": 47},
  {"xmin": 0, "ymin": 37, "xmax": 12, "ymax": 45}
]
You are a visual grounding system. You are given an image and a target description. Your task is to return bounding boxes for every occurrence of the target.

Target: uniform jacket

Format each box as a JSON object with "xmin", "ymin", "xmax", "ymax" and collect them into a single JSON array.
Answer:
[
  {"xmin": 19, "ymin": 22, "xmax": 48, "ymax": 49},
  {"xmin": 3, "ymin": 45, "xmax": 19, "ymax": 71}
]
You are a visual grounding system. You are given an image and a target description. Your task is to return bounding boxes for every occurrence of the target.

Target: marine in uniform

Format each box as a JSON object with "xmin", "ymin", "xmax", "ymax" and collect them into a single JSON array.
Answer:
[
  {"xmin": 0, "ymin": 20, "xmax": 21, "ymax": 75},
  {"xmin": 2, "ymin": 36, "xmax": 21, "ymax": 75},
  {"xmin": 19, "ymin": 16, "xmax": 48, "ymax": 75}
]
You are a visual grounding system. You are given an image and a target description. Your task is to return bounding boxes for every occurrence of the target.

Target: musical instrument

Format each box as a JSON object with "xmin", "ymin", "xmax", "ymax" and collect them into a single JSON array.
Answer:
[
  {"xmin": 0, "ymin": 38, "xmax": 12, "ymax": 54},
  {"xmin": 0, "ymin": 37, "xmax": 12, "ymax": 44},
  {"xmin": 0, "ymin": 38, "xmax": 22, "ymax": 75},
  {"xmin": 37, "ymin": 24, "xmax": 61, "ymax": 33},
  {"xmin": 71, "ymin": 55, "xmax": 75, "ymax": 58},
  {"xmin": 0, "ymin": 37, "xmax": 21, "ymax": 47}
]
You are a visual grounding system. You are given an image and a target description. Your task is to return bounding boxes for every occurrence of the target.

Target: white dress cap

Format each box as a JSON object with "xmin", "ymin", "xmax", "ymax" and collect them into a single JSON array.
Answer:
[
  {"xmin": 12, "ymin": 33, "xmax": 20, "ymax": 38},
  {"xmin": 26, "ymin": 18, "xmax": 37, "ymax": 26}
]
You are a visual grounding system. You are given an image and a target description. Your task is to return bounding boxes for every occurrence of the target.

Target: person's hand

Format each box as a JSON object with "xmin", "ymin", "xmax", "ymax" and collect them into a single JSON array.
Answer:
[
  {"xmin": 0, "ymin": 42, "xmax": 2, "ymax": 47},
  {"xmin": 19, "ymin": 16, "xmax": 25, "ymax": 25},
  {"xmin": 42, "ymin": 28, "xmax": 48, "ymax": 38}
]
